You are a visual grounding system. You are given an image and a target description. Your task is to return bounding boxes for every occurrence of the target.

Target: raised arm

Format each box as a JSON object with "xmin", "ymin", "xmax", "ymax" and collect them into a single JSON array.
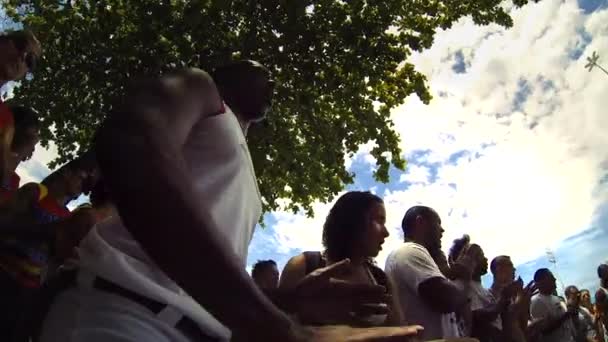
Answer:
[{"xmin": 95, "ymin": 68, "xmax": 294, "ymax": 340}]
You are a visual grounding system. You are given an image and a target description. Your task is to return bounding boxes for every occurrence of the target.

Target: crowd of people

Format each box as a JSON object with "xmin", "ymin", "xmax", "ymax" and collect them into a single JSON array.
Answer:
[
  {"xmin": 0, "ymin": 28, "xmax": 606, "ymax": 342},
  {"xmin": 252, "ymin": 198, "xmax": 608, "ymax": 342}
]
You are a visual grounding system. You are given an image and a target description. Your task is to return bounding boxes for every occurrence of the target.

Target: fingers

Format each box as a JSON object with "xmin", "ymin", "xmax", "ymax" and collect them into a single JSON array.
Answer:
[{"xmin": 313, "ymin": 258, "xmax": 351, "ymax": 279}]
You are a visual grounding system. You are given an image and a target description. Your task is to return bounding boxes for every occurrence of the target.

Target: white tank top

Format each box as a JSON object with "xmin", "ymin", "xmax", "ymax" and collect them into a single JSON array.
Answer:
[{"xmin": 76, "ymin": 105, "xmax": 262, "ymax": 340}]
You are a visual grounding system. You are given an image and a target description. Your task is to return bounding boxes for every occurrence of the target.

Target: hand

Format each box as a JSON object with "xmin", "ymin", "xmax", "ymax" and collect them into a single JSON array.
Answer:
[
  {"xmin": 292, "ymin": 259, "xmax": 391, "ymax": 325},
  {"xmin": 293, "ymin": 324, "xmax": 424, "ymax": 342}
]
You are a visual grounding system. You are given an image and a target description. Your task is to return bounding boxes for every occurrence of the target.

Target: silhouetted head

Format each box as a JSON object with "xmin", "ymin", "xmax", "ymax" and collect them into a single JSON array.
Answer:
[
  {"xmin": 534, "ymin": 268, "xmax": 556, "ymax": 295},
  {"xmin": 490, "ymin": 255, "xmax": 515, "ymax": 285},
  {"xmin": 251, "ymin": 260, "xmax": 279, "ymax": 290},
  {"xmin": 212, "ymin": 60, "xmax": 275, "ymax": 123},
  {"xmin": 401, "ymin": 206, "xmax": 443, "ymax": 252}
]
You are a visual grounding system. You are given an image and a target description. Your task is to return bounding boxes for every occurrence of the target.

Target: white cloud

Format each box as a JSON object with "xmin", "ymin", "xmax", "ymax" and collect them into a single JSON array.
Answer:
[
  {"xmin": 399, "ymin": 164, "xmax": 431, "ymax": 185},
  {"xmin": 265, "ymin": 0, "xmax": 608, "ymax": 269}
]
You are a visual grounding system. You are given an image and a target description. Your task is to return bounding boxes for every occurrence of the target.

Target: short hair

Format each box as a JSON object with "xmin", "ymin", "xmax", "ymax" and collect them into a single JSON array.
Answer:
[
  {"xmin": 212, "ymin": 60, "xmax": 269, "ymax": 90},
  {"xmin": 564, "ymin": 285, "xmax": 578, "ymax": 296},
  {"xmin": 322, "ymin": 191, "xmax": 384, "ymax": 261},
  {"xmin": 448, "ymin": 234, "xmax": 470, "ymax": 263},
  {"xmin": 580, "ymin": 289, "xmax": 590, "ymax": 295},
  {"xmin": 490, "ymin": 255, "xmax": 511, "ymax": 274},
  {"xmin": 251, "ymin": 260, "xmax": 277, "ymax": 278},
  {"xmin": 401, "ymin": 205, "xmax": 437, "ymax": 237},
  {"xmin": 598, "ymin": 263, "xmax": 608, "ymax": 278},
  {"xmin": 534, "ymin": 268, "xmax": 552, "ymax": 282},
  {"xmin": 9, "ymin": 105, "xmax": 39, "ymax": 148}
]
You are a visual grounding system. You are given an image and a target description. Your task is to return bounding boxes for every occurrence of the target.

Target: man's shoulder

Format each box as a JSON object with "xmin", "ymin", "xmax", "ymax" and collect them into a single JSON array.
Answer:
[{"xmin": 387, "ymin": 242, "xmax": 437, "ymax": 270}]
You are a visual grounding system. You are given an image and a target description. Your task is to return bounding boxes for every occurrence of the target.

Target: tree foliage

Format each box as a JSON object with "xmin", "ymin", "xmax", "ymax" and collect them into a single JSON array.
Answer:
[{"xmin": 5, "ymin": 0, "xmax": 540, "ymax": 215}]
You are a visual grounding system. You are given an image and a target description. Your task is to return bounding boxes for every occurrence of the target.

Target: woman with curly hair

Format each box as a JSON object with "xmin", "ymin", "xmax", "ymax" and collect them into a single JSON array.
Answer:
[{"xmin": 279, "ymin": 191, "xmax": 403, "ymax": 327}]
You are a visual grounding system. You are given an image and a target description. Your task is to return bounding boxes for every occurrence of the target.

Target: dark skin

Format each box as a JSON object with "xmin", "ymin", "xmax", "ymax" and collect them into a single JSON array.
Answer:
[
  {"xmin": 0, "ymin": 168, "xmax": 97, "ymax": 260},
  {"xmin": 0, "ymin": 33, "xmax": 41, "ymax": 187},
  {"xmin": 534, "ymin": 272, "xmax": 576, "ymax": 336},
  {"xmin": 405, "ymin": 211, "xmax": 471, "ymax": 314},
  {"xmin": 95, "ymin": 65, "xmax": 421, "ymax": 341}
]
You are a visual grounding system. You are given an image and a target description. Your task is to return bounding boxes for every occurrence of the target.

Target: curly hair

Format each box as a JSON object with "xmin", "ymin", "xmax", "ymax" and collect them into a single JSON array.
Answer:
[
  {"xmin": 448, "ymin": 234, "xmax": 470, "ymax": 265},
  {"xmin": 322, "ymin": 191, "xmax": 383, "ymax": 262}
]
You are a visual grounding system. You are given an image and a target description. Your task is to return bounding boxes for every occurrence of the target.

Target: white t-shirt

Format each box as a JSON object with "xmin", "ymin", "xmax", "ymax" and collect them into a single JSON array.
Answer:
[
  {"xmin": 530, "ymin": 294, "xmax": 576, "ymax": 342},
  {"xmin": 76, "ymin": 106, "xmax": 262, "ymax": 340},
  {"xmin": 385, "ymin": 242, "xmax": 462, "ymax": 340}
]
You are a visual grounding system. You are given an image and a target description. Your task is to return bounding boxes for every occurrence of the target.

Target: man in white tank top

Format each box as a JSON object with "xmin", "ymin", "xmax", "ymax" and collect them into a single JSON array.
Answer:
[{"xmin": 38, "ymin": 62, "xmax": 422, "ymax": 342}]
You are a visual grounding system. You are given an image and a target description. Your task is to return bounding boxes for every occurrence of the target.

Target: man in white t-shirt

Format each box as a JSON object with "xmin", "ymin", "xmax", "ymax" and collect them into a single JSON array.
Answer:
[
  {"xmin": 530, "ymin": 268, "xmax": 576, "ymax": 342},
  {"xmin": 38, "ymin": 62, "xmax": 421, "ymax": 342},
  {"xmin": 385, "ymin": 206, "xmax": 473, "ymax": 340}
]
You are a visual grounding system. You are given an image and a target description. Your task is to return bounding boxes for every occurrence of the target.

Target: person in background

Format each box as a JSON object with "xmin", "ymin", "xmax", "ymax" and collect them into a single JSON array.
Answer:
[
  {"xmin": 0, "ymin": 154, "xmax": 97, "ymax": 339},
  {"xmin": 39, "ymin": 63, "xmax": 420, "ymax": 342},
  {"xmin": 0, "ymin": 30, "xmax": 42, "ymax": 195},
  {"xmin": 450, "ymin": 237, "xmax": 536, "ymax": 342},
  {"xmin": 385, "ymin": 205, "xmax": 475, "ymax": 340},
  {"xmin": 565, "ymin": 285, "xmax": 596, "ymax": 342},
  {"xmin": 252, "ymin": 259, "xmax": 279, "ymax": 291},
  {"xmin": 595, "ymin": 264, "xmax": 608, "ymax": 342},
  {"xmin": 581, "ymin": 290, "xmax": 595, "ymax": 316},
  {"xmin": 280, "ymin": 191, "xmax": 406, "ymax": 328},
  {"xmin": 0, "ymin": 105, "xmax": 40, "ymax": 205},
  {"xmin": 530, "ymin": 268, "xmax": 576, "ymax": 342}
]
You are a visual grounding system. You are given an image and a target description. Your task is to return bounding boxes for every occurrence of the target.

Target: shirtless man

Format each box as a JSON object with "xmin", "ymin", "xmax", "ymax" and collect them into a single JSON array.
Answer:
[{"xmin": 39, "ymin": 61, "xmax": 421, "ymax": 341}]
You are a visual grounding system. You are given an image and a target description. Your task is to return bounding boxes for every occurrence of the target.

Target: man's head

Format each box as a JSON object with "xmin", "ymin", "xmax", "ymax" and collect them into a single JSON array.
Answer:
[
  {"xmin": 401, "ymin": 206, "xmax": 443, "ymax": 252},
  {"xmin": 598, "ymin": 263, "xmax": 608, "ymax": 285},
  {"xmin": 251, "ymin": 260, "xmax": 279, "ymax": 290},
  {"xmin": 490, "ymin": 255, "xmax": 515, "ymax": 285},
  {"xmin": 10, "ymin": 105, "xmax": 40, "ymax": 164},
  {"xmin": 212, "ymin": 60, "xmax": 275, "ymax": 123},
  {"xmin": 43, "ymin": 152, "xmax": 99, "ymax": 200},
  {"xmin": 565, "ymin": 285, "xmax": 580, "ymax": 306},
  {"xmin": 0, "ymin": 30, "xmax": 41, "ymax": 83},
  {"xmin": 534, "ymin": 268, "xmax": 557, "ymax": 295}
]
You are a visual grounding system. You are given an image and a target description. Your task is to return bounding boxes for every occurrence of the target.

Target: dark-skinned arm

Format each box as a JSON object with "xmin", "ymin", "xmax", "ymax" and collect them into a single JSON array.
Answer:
[
  {"xmin": 95, "ymin": 69, "xmax": 295, "ymax": 341},
  {"xmin": 419, "ymin": 277, "xmax": 468, "ymax": 314}
]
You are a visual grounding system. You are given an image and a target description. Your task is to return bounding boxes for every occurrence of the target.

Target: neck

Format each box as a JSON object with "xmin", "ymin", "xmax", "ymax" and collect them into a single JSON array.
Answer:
[
  {"xmin": 601, "ymin": 281, "xmax": 608, "ymax": 289},
  {"xmin": 473, "ymin": 275, "xmax": 482, "ymax": 282},
  {"xmin": 540, "ymin": 290, "xmax": 553, "ymax": 296}
]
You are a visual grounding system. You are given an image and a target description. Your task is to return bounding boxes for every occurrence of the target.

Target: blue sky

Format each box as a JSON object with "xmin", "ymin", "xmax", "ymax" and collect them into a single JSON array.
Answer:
[
  {"xmin": 3, "ymin": 0, "xmax": 608, "ymax": 296},
  {"xmin": 246, "ymin": 0, "xmax": 608, "ymax": 296}
]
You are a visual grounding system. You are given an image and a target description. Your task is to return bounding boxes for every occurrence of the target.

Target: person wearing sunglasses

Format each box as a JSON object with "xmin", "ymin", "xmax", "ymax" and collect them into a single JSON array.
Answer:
[{"xmin": 0, "ymin": 30, "xmax": 42, "ymax": 204}]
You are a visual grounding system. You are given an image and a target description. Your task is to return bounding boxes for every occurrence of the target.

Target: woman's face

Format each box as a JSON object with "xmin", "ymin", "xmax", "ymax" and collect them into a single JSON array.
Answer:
[
  {"xmin": 357, "ymin": 202, "xmax": 389, "ymax": 258},
  {"xmin": 581, "ymin": 290, "xmax": 591, "ymax": 303}
]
